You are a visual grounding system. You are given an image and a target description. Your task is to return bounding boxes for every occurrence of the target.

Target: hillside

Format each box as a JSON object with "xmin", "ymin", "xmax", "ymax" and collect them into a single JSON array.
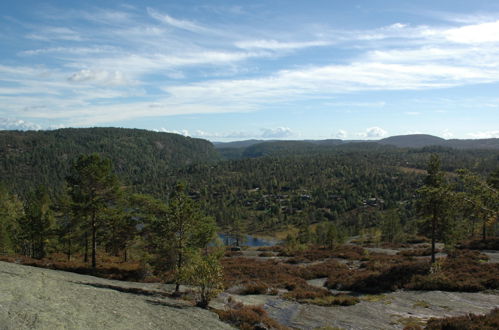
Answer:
[
  {"xmin": 378, "ymin": 134, "xmax": 446, "ymax": 148},
  {"xmin": 0, "ymin": 127, "xmax": 220, "ymax": 195},
  {"xmin": 0, "ymin": 261, "xmax": 232, "ymax": 330}
]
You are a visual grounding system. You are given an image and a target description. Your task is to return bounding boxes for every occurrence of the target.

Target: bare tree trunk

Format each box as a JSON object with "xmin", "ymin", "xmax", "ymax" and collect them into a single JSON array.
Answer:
[
  {"xmin": 91, "ymin": 210, "xmax": 97, "ymax": 269},
  {"xmin": 175, "ymin": 249, "xmax": 182, "ymax": 293},
  {"xmin": 482, "ymin": 219, "xmax": 487, "ymax": 241},
  {"xmin": 431, "ymin": 212, "xmax": 436, "ymax": 264},
  {"xmin": 67, "ymin": 233, "xmax": 72, "ymax": 262},
  {"xmin": 84, "ymin": 231, "xmax": 88, "ymax": 263}
]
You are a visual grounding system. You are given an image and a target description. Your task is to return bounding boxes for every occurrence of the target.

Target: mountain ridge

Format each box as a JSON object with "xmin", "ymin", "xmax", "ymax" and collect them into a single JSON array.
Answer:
[{"xmin": 213, "ymin": 134, "xmax": 499, "ymax": 150}]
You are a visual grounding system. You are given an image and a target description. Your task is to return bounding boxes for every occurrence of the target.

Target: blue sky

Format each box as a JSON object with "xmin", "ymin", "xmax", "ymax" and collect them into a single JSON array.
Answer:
[{"xmin": 1, "ymin": 0, "xmax": 499, "ymax": 141}]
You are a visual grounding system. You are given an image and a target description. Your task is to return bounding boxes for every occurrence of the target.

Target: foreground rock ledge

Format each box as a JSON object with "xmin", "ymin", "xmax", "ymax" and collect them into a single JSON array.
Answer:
[{"xmin": 0, "ymin": 261, "xmax": 233, "ymax": 330}]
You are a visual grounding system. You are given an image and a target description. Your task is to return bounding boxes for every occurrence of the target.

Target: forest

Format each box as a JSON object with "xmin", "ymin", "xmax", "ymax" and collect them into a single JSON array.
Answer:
[{"xmin": 1, "ymin": 127, "xmax": 499, "ymax": 329}]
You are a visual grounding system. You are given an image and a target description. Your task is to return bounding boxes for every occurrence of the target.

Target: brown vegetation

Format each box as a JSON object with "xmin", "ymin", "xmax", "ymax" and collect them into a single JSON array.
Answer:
[
  {"xmin": 215, "ymin": 301, "xmax": 289, "ymax": 330},
  {"xmin": 278, "ymin": 245, "xmax": 367, "ymax": 261},
  {"xmin": 408, "ymin": 250, "xmax": 498, "ymax": 292},
  {"xmin": 0, "ymin": 253, "xmax": 146, "ymax": 281},
  {"xmin": 222, "ymin": 255, "xmax": 360, "ymax": 306},
  {"xmin": 326, "ymin": 259, "xmax": 429, "ymax": 293},
  {"xmin": 398, "ymin": 247, "xmax": 436, "ymax": 257},
  {"xmin": 325, "ymin": 248, "xmax": 498, "ymax": 293},
  {"xmin": 458, "ymin": 237, "xmax": 499, "ymax": 250},
  {"xmin": 283, "ymin": 288, "xmax": 359, "ymax": 306},
  {"xmin": 424, "ymin": 308, "xmax": 499, "ymax": 330}
]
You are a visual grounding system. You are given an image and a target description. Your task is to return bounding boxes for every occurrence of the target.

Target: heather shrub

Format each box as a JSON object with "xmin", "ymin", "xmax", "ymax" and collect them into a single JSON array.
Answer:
[
  {"xmin": 425, "ymin": 308, "xmax": 499, "ymax": 330},
  {"xmin": 407, "ymin": 250, "xmax": 498, "ymax": 292},
  {"xmin": 458, "ymin": 237, "xmax": 499, "ymax": 250},
  {"xmin": 398, "ymin": 248, "xmax": 435, "ymax": 257},
  {"xmin": 283, "ymin": 287, "xmax": 360, "ymax": 306},
  {"xmin": 241, "ymin": 282, "xmax": 269, "ymax": 295},
  {"xmin": 215, "ymin": 303, "xmax": 288, "ymax": 330},
  {"xmin": 278, "ymin": 245, "xmax": 366, "ymax": 261},
  {"xmin": 327, "ymin": 260, "xmax": 429, "ymax": 293}
]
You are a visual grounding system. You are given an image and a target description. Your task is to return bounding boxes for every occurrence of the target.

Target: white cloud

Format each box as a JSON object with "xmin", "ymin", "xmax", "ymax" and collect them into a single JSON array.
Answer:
[
  {"xmin": 441, "ymin": 129, "xmax": 454, "ymax": 139},
  {"xmin": 358, "ymin": 127, "xmax": 388, "ymax": 139},
  {"xmin": 336, "ymin": 130, "xmax": 348, "ymax": 139},
  {"xmin": 467, "ymin": 130, "xmax": 499, "ymax": 138},
  {"xmin": 235, "ymin": 39, "xmax": 330, "ymax": 50},
  {"xmin": 157, "ymin": 128, "xmax": 190, "ymax": 136},
  {"xmin": 260, "ymin": 127, "xmax": 294, "ymax": 138},
  {"xmin": 405, "ymin": 112, "xmax": 421, "ymax": 115},
  {"xmin": 147, "ymin": 8, "xmax": 208, "ymax": 33},
  {"xmin": 68, "ymin": 69, "xmax": 130, "ymax": 86},
  {"xmin": 26, "ymin": 27, "xmax": 83, "ymax": 41},
  {"xmin": 444, "ymin": 20, "xmax": 499, "ymax": 43},
  {"xmin": 193, "ymin": 130, "xmax": 254, "ymax": 139},
  {"xmin": 163, "ymin": 60, "xmax": 499, "ymax": 112},
  {"xmin": 0, "ymin": 118, "xmax": 42, "ymax": 131},
  {"xmin": 20, "ymin": 46, "xmax": 117, "ymax": 56},
  {"xmin": 325, "ymin": 101, "xmax": 386, "ymax": 108}
]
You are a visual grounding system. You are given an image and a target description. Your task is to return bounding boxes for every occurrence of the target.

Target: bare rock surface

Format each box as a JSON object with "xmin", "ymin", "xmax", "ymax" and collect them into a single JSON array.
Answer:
[
  {"xmin": 214, "ymin": 290, "xmax": 499, "ymax": 330},
  {"xmin": 0, "ymin": 261, "xmax": 233, "ymax": 330},
  {"xmin": 483, "ymin": 250, "xmax": 499, "ymax": 263}
]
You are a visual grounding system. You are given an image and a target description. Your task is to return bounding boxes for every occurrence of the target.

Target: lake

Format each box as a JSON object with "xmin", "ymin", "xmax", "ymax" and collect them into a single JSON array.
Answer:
[{"xmin": 218, "ymin": 233, "xmax": 279, "ymax": 247}]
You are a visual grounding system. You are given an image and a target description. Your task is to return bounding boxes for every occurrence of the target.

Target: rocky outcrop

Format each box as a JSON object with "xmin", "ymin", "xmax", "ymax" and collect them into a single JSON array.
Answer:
[{"xmin": 0, "ymin": 261, "xmax": 233, "ymax": 330}]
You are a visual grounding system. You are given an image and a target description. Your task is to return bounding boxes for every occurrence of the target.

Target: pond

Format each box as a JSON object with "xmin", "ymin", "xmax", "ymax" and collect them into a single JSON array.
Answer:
[{"xmin": 218, "ymin": 233, "xmax": 279, "ymax": 247}]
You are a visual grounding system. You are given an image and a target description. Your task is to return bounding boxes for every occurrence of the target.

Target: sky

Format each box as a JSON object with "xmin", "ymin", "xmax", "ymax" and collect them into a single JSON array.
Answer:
[{"xmin": 1, "ymin": 0, "xmax": 499, "ymax": 141}]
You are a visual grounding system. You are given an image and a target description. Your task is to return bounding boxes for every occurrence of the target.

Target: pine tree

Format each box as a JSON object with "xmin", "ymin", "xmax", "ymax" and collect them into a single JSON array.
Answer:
[
  {"xmin": 417, "ymin": 155, "xmax": 451, "ymax": 263},
  {"xmin": 66, "ymin": 154, "xmax": 121, "ymax": 268},
  {"xmin": 0, "ymin": 185, "xmax": 23, "ymax": 254},
  {"xmin": 21, "ymin": 186, "xmax": 55, "ymax": 259}
]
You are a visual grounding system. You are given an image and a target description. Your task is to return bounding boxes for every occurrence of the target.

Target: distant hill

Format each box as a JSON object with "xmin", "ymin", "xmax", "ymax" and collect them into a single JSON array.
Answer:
[
  {"xmin": 212, "ymin": 139, "xmax": 268, "ymax": 149},
  {"xmin": 379, "ymin": 134, "xmax": 446, "ymax": 148},
  {"xmin": 214, "ymin": 134, "xmax": 499, "ymax": 159},
  {"xmin": 241, "ymin": 140, "xmax": 318, "ymax": 158},
  {"xmin": 0, "ymin": 127, "xmax": 220, "ymax": 195}
]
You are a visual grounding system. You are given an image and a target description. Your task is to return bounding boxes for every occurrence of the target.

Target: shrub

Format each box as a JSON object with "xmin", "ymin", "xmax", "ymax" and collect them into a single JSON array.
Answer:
[
  {"xmin": 458, "ymin": 237, "xmax": 499, "ymax": 251},
  {"xmin": 407, "ymin": 250, "xmax": 498, "ymax": 292},
  {"xmin": 283, "ymin": 288, "xmax": 360, "ymax": 306},
  {"xmin": 398, "ymin": 248, "xmax": 435, "ymax": 257},
  {"xmin": 327, "ymin": 260, "xmax": 429, "ymax": 293},
  {"xmin": 0, "ymin": 254, "xmax": 145, "ymax": 281},
  {"xmin": 215, "ymin": 303, "xmax": 289, "ymax": 330},
  {"xmin": 425, "ymin": 308, "xmax": 499, "ymax": 330},
  {"xmin": 278, "ymin": 245, "xmax": 366, "ymax": 261},
  {"xmin": 297, "ymin": 295, "xmax": 360, "ymax": 307},
  {"xmin": 241, "ymin": 282, "xmax": 269, "ymax": 295},
  {"xmin": 257, "ymin": 246, "xmax": 283, "ymax": 252}
]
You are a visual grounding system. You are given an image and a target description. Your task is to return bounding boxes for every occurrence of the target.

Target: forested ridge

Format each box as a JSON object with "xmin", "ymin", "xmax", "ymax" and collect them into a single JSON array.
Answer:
[{"xmin": 0, "ymin": 127, "xmax": 220, "ymax": 196}]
